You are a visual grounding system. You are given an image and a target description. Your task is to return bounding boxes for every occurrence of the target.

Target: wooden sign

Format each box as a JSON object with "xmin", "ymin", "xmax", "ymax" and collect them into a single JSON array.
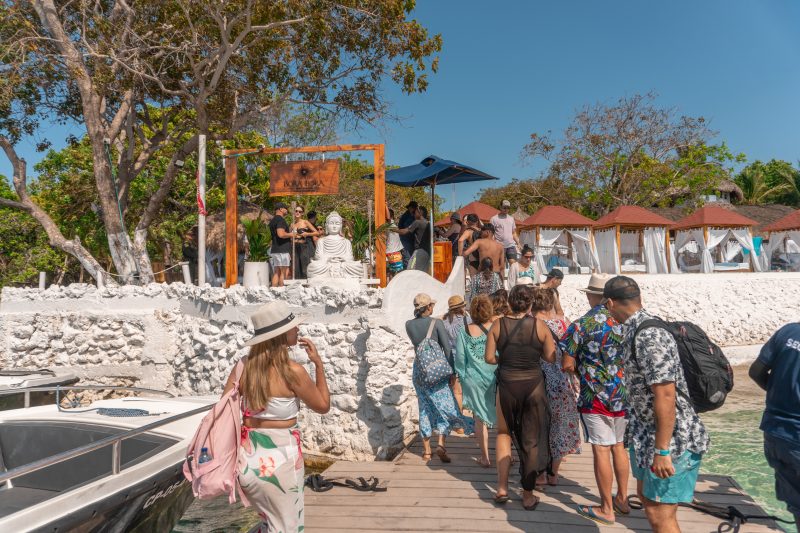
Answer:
[{"xmin": 269, "ymin": 159, "xmax": 339, "ymax": 196}]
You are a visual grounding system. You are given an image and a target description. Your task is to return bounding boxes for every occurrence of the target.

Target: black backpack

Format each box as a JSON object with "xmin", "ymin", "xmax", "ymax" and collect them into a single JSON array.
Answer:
[{"xmin": 633, "ymin": 319, "xmax": 734, "ymax": 413}]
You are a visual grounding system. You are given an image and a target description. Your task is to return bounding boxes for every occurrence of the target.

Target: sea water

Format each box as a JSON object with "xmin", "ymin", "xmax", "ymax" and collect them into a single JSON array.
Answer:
[{"xmin": 173, "ymin": 366, "xmax": 792, "ymax": 532}]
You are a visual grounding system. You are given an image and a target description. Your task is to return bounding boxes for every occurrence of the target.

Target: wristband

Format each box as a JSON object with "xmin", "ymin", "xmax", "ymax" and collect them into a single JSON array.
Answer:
[{"xmin": 655, "ymin": 448, "xmax": 670, "ymax": 456}]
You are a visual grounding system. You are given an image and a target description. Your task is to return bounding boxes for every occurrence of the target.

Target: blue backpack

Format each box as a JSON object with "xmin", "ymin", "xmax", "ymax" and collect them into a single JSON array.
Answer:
[{"xmin": 415, "ymin": 320, "xmax": 453, "ymax": 388}]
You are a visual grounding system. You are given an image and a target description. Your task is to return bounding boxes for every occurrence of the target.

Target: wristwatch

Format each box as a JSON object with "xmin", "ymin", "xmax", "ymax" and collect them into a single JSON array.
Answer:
[{"xmin": 655, "ymin": 448, "xmax": 670, "ymax": 456}]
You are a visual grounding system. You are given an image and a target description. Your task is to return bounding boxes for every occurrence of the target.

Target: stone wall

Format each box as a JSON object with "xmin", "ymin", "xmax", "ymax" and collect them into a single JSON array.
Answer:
[
  {"xmin": 2, "ymin": 272, "xmax": 800, "ymax": 460},
  {"xmin": 0, "ymin": 283, "xmax": 414, "ymax": 462}
]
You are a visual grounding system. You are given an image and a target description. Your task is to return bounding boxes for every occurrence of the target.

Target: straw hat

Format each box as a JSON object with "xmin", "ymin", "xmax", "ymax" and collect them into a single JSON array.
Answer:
[
  {"xmin": 578, "ymin": 273, "xmax": 613, "ymax": 296},
  {"xmin": 244, "ymin": 301, "xmax": 305, "ymax": 346},
  {"xmin": 413, "ymin": 293, "xmax": 436, "ymax": 311},
  {"xmin": 447, "ymin": 295, "xmax": 466, "ymax": 311}
]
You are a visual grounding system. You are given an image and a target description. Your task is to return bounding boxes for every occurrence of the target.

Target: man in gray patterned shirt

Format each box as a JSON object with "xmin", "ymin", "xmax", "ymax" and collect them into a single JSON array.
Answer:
[{"xmin": 604, "ymin": 276, "xmax": 709, "ymax": 533}]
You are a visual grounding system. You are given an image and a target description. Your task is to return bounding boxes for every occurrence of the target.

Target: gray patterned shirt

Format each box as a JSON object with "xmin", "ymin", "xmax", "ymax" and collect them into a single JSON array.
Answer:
[{"xmin": 623, "ymin": 309, "xmax": 709, "ymax": 469}]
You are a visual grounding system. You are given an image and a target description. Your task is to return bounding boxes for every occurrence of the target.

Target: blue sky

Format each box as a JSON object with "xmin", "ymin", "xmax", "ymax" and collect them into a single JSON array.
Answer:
[{"xmin": 4, "ymin": 1, "xmax": 800, "ymax": 210}]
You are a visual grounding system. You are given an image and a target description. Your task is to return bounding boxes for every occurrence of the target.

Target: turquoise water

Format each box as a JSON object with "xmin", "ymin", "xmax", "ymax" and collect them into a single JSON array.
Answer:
[{"xmin": 701, "ymin": 407, "xmax": 793, "ymax": 530}]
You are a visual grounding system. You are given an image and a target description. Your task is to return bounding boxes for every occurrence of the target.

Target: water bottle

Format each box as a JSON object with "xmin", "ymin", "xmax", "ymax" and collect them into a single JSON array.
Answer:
[{"xmin": 198, "ymin": 447, "xmax": 212, "ymax": 464}]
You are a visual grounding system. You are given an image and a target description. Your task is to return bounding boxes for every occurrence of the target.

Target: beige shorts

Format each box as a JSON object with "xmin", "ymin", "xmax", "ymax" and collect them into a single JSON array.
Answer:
[{"xmin": 580, "ymin": 413, "xmax": 627, "ymax": 446}]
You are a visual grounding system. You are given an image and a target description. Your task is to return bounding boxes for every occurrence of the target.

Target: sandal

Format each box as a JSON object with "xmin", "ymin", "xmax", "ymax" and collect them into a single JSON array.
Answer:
[
  {"xmin": 547, "ymin": 474, "xmax": 558, "ymax": 486},
  {"xmin": 523, "ymin": 495, "xmax": 540, "ymax": 511},
  {"xmin": 576, "ymin": 505, "xmax": 614, "ymax": 525},
  {"xmin": 613, "ymin": 495, "xmax": 631, "ymax": 515},
  {"xmin": 436, "ymin": 445, "xmax": 451, "ymax": 463},
  {"xmin": 422, "ymin": 452, "xmax": 432, "ymax": 462},
  {"xmin": 494, "ymin": 493, "xmax": 510, "ymax": 504}
]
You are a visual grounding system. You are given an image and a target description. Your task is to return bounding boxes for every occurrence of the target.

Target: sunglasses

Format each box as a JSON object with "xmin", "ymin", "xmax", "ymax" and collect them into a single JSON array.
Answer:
[
  {"xmin": 523, "ymin": 255, "xmax": 534, "ymax": 259},
  {"xmin": 294, "ymin": 210, "xmax": 303, "ymax": 214}
]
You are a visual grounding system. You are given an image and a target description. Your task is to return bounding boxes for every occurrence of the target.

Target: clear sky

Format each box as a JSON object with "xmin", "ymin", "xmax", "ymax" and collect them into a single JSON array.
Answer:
[{"xmin": 3, "ymin": 1, "xmax": 800, "ymax": 212}]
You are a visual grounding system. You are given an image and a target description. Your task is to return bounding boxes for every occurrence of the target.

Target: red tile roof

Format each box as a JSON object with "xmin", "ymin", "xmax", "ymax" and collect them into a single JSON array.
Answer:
[
  {"xmin": 759, "ymin": 209, "xmax": 800, "ymax": 232},
  {"xmin": 520, "ymin": 206, "xmax": 596, "ymax": 228},
  {"xmin": 671, "ymin": 205, "xmax": 759, "ymax": 230},
  {"xmin": 594, "ymin": 205, "xmax": 675, "ymax": 228},
  {"xmin": 435, "ymin": 201, "xmax": 500, "ymax": 226}
]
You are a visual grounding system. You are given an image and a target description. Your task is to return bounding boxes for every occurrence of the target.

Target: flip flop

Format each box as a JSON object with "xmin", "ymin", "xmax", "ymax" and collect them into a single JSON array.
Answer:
[
  {"xmin": 343, "ymin": 476, "xmax": 388, "ymax": 492},
  {"xmin": 627, "ymin": 495, "xmax": 644, "ymax": 510},
  {"xmin": 494, "ymin": 493, "xmax": 510, "ymax": 504},
  {"xmin": 422, "ymin": 452, "xmax": 432, "ymax": 462},
  {"xmin": 304, "ymin": 474, "xmax": 333, "ymax": 492},
  {"xmin": 613, "ymin": 497, "xmax": 631, "ymax": 515},
  {"xmin": 576, "ymin": 505, "xmax": 614, "ymax": 526}
]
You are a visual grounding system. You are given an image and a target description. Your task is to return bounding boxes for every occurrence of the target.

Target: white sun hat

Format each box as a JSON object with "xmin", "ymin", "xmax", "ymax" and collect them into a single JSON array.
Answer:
[{"xmin": 244, "ymin": 301, "xmax": 306, "ymax": 346}]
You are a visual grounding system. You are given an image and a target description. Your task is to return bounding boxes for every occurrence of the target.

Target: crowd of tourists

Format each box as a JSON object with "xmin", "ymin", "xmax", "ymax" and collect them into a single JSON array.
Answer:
[{"xmin": 406, "ymin": 274, "xmax": 712, "ymax": 532}]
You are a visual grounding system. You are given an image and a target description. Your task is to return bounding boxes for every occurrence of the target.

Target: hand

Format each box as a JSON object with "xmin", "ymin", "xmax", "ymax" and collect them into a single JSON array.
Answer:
[
  {"xmin": 651, "ymin": 454, "xmax": 675, "ymax": 479},
  {"xmin": 299, "ymin": 338, "xmax": 322, "ymax": 365},
  {"xmin": 561, "ymin": 354, "xmax": 577, "ymax": 373}
]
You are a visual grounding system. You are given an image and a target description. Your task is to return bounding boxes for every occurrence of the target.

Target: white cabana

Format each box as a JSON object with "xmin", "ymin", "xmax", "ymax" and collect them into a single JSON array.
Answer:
[
  {"xmin": 672, "ymin": 206, "xmax": 761, "ymax": 273},
  {"xmin": 519, "ymin": 206, "xmax": 599, "ymax": 275},
  {"xmin": 593, "ymin": 206, "xmax": 675, "ymax": 274},
  {"xmin": 762, "ymin": 209, "xmax": 800, "ymax": 272}
]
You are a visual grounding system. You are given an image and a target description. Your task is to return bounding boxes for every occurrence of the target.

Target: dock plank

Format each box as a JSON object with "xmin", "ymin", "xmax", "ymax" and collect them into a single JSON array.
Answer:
[{"xmin": 305, "ymin": 434, "xmax": 780, "ymax": 532}]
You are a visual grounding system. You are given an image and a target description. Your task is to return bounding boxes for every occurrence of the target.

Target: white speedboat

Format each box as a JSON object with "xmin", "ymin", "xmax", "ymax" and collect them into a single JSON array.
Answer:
[
  {"xmin": 0, "ymin": 390, "xmax": 214, "ymax": 532},
  {"xmin": 0, "ymin": 369, "xmax": 79, "ymax": 410}
]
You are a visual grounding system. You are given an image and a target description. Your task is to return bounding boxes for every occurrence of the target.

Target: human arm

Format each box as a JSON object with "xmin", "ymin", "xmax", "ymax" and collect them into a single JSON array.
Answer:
[
  {"xmin": 485, "ymin": 319, "xmax": 500, "ymax": 364},
  {"xmin": 290, "ymin": 338, "xmax": 330, "ymax": 414},
  {"xmin": 462, "ymin": 239, "xmax": 479, "ymax": 257},
  {"xmin": 559, "ymin": 322, "xmax": 579, "ymax": 373},
  {"xmin": 750, "ymin": 327, "xmax": 786, "ymax": 391},
  {"xmin": 749, "ymin": 359, "xmax": 770, "ymax": 391},
  {"xmin": 536, "ymin": 320, "xmax": 556, "ymax": 363},
  {"xmin": 512, "ymin": 222, "xmax": 521, "ymax": 249},
  {"xmin": 651, "ymin": 382, "xmax": 677, "ymax": 478}
]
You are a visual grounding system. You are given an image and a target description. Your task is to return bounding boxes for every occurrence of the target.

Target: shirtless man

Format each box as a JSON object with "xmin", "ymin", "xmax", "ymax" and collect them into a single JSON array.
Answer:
[
  {"xmin": 462, "ymin": 224, "xmax": 506, "ymax": 282},
  {"xmin": 457, "ymin": 214, "xmax": 482, "ymax": 275}
]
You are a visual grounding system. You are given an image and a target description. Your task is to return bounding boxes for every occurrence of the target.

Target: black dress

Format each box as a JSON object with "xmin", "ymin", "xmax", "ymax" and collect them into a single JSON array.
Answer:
[{"xmin": 496, "ymin": 316, "xmax": 551, "ymax": 491}]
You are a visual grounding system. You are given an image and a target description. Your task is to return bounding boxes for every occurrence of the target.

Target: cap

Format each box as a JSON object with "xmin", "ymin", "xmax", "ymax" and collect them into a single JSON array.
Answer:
[
  {"xmin": 450, "ymin": 212, "xmax": 462, "ymax": 222},
  {"xmin": 274, "ymin": 202, "xmax": 288, "ymax": 211},
  {"xmin": 413, "ymin": 293, "xmax": 435, "ymax": 310},
  {"xmin": 447, "ymin": 295, "xmax": 466, "ymax": 310},
  {"xmin": 546, "ymin": 268, "xmax": 564, "ymax": 280},
  {"xmin": 501, "ymin": 200, "xmax": 511, "ymax": 208}
]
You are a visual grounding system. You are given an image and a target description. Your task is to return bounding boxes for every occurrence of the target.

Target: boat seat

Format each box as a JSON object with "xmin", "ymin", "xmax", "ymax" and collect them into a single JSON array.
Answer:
[{"xmin": 0, "ymin": 487, "xmax": 58, "ymax": 517}]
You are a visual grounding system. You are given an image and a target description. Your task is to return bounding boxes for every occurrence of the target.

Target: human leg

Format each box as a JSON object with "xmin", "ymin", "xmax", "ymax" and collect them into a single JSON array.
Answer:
[
  {"xmin": 642, "ymin": 499, "xmax": 680, "ymax": 533},
  {"xmin": 611, "ymin": 442, "xmax": 631, "ymax": 513},
  {"xmin": 475, "ymin": 418, "xmax": 491, "ymax": 466},
  {"xmin": 494, "ymin": 391, "xmax": 512, "ymax": 499},
  {"xmin": 591, "ymin": 444, "xmax": 616, "ymax": 521},
  {"xmin": 764, "ymin": 434, "xmax": 800, "ymax": 522}
]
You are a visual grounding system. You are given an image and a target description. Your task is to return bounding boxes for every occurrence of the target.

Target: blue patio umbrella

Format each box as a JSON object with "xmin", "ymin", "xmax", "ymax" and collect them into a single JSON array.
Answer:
[{"xmin": 364, "ymin": 155, "xmax": 499, "ymax": 274}]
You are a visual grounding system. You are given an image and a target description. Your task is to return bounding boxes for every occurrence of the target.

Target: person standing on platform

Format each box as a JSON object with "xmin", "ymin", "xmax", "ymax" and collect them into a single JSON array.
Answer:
[
  {"xmin": 269, "ymin": 202, "xmax": 298, "ymax": 287},
  {"xmin": 442, "ymin": 295, "xmax": 471, "ymax": 412},
  {"xmin": 384, "ymin": 206, "xmax": 405, "ymax": 280},
  {"xmin": 561, "ymin": 274, "xmax": 631, "ymax": 525},
  {"xmin": 604, "ymin": 276, "xmax": 708, "ymax": 533},
  {"xmin": 469, "ymin": 258, "xmax": 503, "ymax": 304},
  {"xmin": 490, "ymin": 200, "xmax": 522, "ymax": 266},
  {"xmin": 445, "ymin": 212, "xmax": 463, "ymax": 250},
  {"xmin": 394, "ymin": 206, "xmax": 431, "ymax": 272},
  {"xmin": 750, "ymin": 322, "xmax": 800, "ymax": 530},
  {"xmin": 291, "ymin": 205, "xmax": 319, "ymax": 280},
  {"xmin": 398, "ymin": 200, "xmax": 418, "ymax": 266},
  {"xmin": 508, "ymin": 245, "xmax": 538, "ymax": 287},
  {"xmin": 462, "ymin": 224, "xmax": 506, "ymax": 284}
]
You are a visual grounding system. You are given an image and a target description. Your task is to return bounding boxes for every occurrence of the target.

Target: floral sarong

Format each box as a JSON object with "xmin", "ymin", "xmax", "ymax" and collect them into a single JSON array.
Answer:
[{"xmin": 238, "ymin": 427, "xmax": 304, "ymax": 533}]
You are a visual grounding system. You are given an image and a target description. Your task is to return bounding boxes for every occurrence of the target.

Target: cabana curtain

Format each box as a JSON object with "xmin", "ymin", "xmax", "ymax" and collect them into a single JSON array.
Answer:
[
  {"xmin": 523, "ymin": 227, "xmax": 600, "ymax": 274},
  {"xmin": 536, "ymin": 228, "xmax": 565, "ymax": 274},
  {"xmin": 568, "ymin": 229, "xmax": 600, "ymax": 271},
  {"xmin": 595, "ymin": 228, "xmax": 620, "ymax": 274},
  {"xmin": 730, "ymin": 228, "xmax": 762, "ymax": 272},
  {"xmin": 643, "ymin": 227, "xmax": 669, "ymax": 274}
]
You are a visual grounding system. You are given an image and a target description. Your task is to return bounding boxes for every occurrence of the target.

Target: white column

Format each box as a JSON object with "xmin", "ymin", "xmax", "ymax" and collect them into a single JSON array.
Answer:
[{"xmin": 197, "ymin": 134, "xmax": 207, "ymax": 285}]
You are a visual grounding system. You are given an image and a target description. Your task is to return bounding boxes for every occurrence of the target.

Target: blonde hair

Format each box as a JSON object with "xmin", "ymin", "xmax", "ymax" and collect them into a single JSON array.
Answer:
[{"xmin": 240, "ymin": 333, "xmax": 298, "ymax": 411}]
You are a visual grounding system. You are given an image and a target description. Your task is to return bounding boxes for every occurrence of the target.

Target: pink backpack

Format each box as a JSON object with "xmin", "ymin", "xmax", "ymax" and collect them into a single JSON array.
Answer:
[{"xmin": 183, "ymin": 359, "xmax": 250, "ymax": 505}]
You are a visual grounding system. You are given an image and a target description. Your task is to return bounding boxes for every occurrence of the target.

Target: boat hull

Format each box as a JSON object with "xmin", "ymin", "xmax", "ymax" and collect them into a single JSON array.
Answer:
[{"xmin": 30, "ymin": 461, "xmax": 193, "ymax": 533}]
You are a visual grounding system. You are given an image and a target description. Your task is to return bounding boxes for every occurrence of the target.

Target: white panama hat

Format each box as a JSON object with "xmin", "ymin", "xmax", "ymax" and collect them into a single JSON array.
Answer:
[
  {"xmin": 244, "ymin": 301, "xmax": 306, "ymax": 346},
  {"xmin": 578, "ymin": 273, "xmax": 613, "ymax": 296}
]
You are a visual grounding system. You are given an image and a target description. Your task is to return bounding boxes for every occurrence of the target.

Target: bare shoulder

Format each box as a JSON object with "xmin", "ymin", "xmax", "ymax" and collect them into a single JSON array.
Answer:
[{"xmin": 289, "ymin": 360, "xmax": 309, "ymax": 376}]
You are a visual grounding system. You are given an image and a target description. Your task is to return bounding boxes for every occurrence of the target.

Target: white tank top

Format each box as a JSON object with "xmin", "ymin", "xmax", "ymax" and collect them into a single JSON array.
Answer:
[{"xmin": 245, "ymin": 396, "xmax": 300, "ymax": 420}]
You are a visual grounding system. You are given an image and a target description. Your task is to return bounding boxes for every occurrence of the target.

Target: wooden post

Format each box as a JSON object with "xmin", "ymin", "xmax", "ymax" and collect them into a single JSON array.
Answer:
[
  {"xmin": 535, "ymin": 226, "xmax": 541, "ymax": 273},
  {"xmin": 373, "ymin": 144, "xmax": 387, "ymax": 287},
  {"xmin": 224, "ymin": 155, "xmax": 238, "ymax": 287},
  {"xmin": 615, "ymin": 225, "xmax": 622, "ymax": 274},
  {"xmin": 290, "ymin": 200, "xmax": 297, "ymax": 280},
  {"xmin": 590, "ymin": 228, "xmax": 599, "ymax": 273}
]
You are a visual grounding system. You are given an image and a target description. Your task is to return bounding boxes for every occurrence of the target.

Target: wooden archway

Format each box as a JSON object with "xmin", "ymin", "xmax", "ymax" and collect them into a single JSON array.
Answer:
[{"xmin": 222, "ymin": 144, "xmax": 386, "ymax": 288}]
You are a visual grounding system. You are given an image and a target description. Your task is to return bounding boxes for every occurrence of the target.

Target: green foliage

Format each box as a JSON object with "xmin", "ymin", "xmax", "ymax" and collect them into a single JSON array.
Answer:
[
  {"xmin": 735, "ymin": 160, "xmax": 800, "ymax": 206},
  {"xmin": 349, "ymin": 213, "xmax": 371, "ymax": 261},
  {"xmin": 0, "ymin": 179, "xmax": 65, "ymax": 288},
  {"xmin": 243, "ymin": 219, "xmax": 271, "ymax": 262}
]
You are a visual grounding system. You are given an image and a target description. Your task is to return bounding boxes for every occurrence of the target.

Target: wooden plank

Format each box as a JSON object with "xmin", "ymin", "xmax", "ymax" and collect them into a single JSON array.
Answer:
[
  {"xmin": 223, "ymin": 144, "xmax": 382, "ymax": 156},
  {"xmin": 224, "ymin": 155, "xmax": 238, "ymax": 288}
]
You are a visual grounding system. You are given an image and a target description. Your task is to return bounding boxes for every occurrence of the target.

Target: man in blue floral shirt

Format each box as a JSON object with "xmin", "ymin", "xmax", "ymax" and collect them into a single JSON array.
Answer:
[
  {"xmin": 604, "ymin": 276, "xmax": 709, "ymax": 533},
  {"xmin": 560, "ymin": 274, "xmax": 630, "ymax": 525}
]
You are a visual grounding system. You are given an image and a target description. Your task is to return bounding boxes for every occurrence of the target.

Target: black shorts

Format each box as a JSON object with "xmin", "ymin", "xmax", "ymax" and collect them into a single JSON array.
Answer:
[{"xmin": 765, "ymin": 433, "xmax": 800, "ymax": 516}]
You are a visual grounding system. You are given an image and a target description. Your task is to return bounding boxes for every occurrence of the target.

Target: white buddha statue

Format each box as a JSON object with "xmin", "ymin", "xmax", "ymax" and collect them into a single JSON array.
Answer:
[{"xmin": 306, "ymin": 211, "xmax": 364, "ymax": 280}]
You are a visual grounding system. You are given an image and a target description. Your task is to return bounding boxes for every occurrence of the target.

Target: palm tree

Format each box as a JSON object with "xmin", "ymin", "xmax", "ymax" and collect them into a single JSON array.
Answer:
[{"xmin": 736, "ymin": 167, "xmax": 797, "ymax": 205}]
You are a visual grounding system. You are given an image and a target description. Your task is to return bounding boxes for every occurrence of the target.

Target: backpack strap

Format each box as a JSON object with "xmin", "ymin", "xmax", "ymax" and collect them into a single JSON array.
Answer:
[
  {"xmin": 462, "ymin": 315, "xmax": 469, "ymax": 329},
  {"xmin": 424, "ymin": 318, "xmax": 436, "ymax": 341}
]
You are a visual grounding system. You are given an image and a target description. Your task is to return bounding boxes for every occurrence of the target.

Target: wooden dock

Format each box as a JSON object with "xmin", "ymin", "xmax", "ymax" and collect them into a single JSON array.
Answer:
[{"xmin": 305, "ymin": 435, "xmax": 781, "ymax": 532}]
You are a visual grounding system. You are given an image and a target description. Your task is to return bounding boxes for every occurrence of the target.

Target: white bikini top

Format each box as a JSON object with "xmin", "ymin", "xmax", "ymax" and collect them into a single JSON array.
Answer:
[{"xmin": 246, "ymin": 396, "xmax": 300, "ymax": 420}]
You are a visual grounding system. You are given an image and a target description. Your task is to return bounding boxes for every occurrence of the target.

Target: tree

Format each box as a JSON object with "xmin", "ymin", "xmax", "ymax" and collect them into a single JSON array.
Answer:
[
  {"xmin": 521, "ymin": 93, "xmax": 744, "ymax": 216},
  {"xmin": 479, "ymin": 175, "xmax": 584, "ymax": 215},
  {"xmin": 0, "ymin": 1, "xmax": 441, "ymax": 283},
  {"xmin": 735, "ymin": 159, "xmax": 800, "ymax": 206}
]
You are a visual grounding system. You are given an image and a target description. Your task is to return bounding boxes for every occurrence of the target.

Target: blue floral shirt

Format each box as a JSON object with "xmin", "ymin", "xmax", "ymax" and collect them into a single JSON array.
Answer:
[{"xmin": 559, "ymin": 304, "xmax": 627, "ymax": 412}]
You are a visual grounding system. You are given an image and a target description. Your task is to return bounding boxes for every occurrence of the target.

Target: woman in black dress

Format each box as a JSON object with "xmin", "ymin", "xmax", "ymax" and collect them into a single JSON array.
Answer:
[{"xmin": 485, "ymin": 284, "xmax": 556, "ymax": 510}]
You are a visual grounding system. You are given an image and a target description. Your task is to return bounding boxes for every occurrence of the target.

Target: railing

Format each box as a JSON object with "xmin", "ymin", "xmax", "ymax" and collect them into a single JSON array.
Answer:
[
  {"xmin": 0, "ymin": 388, "xmax": 212, "ymax": 485},
  {"xmin": 0, "ymin": 385, "xmax": 175, "ymax": 408}
]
